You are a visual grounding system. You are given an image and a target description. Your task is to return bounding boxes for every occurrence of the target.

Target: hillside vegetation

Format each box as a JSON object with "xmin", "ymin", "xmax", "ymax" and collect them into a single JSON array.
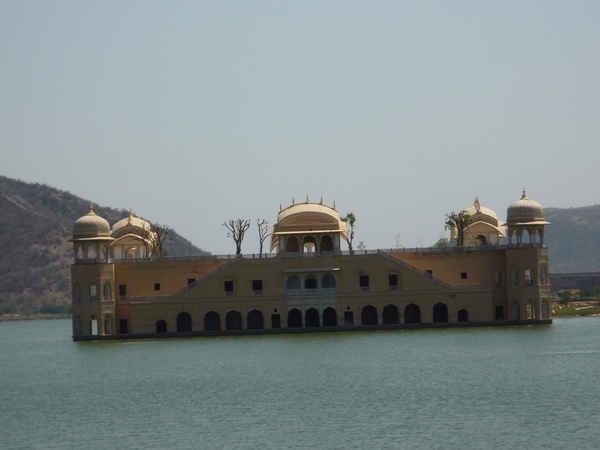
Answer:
[
  {"xmin": 544, "ymin": 205, "xmax": 600, "ymax": 273},
  {"xmin": 0, "ymin": 176, "xmax": 207, "ymax": 315}
]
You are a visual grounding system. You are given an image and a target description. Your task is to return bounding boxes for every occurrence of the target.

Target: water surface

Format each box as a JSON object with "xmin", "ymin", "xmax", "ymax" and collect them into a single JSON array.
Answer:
[{"xmin": 1, "ymin": 319, "xmax": 599, "ymax": 449}]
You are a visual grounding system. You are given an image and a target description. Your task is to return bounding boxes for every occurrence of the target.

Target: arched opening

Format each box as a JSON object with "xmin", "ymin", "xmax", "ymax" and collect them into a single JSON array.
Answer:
[
  {"xmin": 320, "ymin": 235, "xmax": 333, "ymax": 252},
  {"xmin": 382, "ymin": 304, "xmax": 399, "ymax": 325},
  {"xmin": 204, "ymin": 311, "xmax": 221, "ymax": 331},
  {"xmin": 322, "ymin": 273, "xmax": 336, "ymax": 290},
  {"xmin": 457, "ymin": 309, "xmax": 469, "ymax": 323},
  {"xmin": 76, "ymin": 246, "xmax": 84, "ymax": 261},
  {"xmin": 74, "ymin": 285, "xmax": 82, "ymax": 302},
  {"xmin": 524, "ymin": 269, "xmax": 535, "ymax": 286},
  {"xmin": 104, "ymin": 316, "xmax": 112, "ymax": 335},
  {"xmin": 247, "ymin": 310, "xmax": 264, "ymax": 330},
  {"xmin": 177, "ymin": 312, "xmax": 192, "ymax": 332},
  {"xmin": 542, "ymin": 301, "xmax": 549, "ymax": 319},
  {"xmin": 303, "ymin": 236, "xmax": 316, "ymax": 254},
  {"xmin": 433, "ymin": 303, "xmax": 448, "ymax": 323},
  {"xmin": 404, "ymin": 304, "xmax": 421, "ymax": 324},
  {"xmin": 475, "ymin": 234, "xmax": 487, "ymax": 246},
  {"xmin": 288, "ymin": 308, "xmax": 302, "ymax": 328},
  {"xmin": 522, "ymin": 229, "xmax": 531, "ymax": 245},
  {"xmin": 100, "ymin": 245, "xmax": 108, "ymax": 262},
  {"xmin": 361, "ymin": 305, "xmax": 378, "ymax": 326},
  {"xmin": 511, "ymin": 269, "xmax": 519, "ymax": 286},
  {"xmin": 286, "ymin": 275, "xmax": 301, "ymax": 291},
  {"xmin": 226, "ymin": 310, "xmax": 243, "ymax": 330},
  {"xmin": 305, "ymin": 308, "xmax": 320, "ymax": 327},
  {"xmin": 323, "ymin": 307, "xmax": 337, "ymax": 326},
  {"xmin": 286, "ymin": 236, "xmax": 300, "ymax": 252},
  {"xmin": 304, "ymin": 274, "xmax": 317, "ymax": 290},
  {"xmin": 512, "ymin": 302, "xmax": 520, "ymax": 320},
  {"xmin": 156, "ymin": 320, "xmax": 167, "ymax": 333},
  {"xmin": 87, "ymin": 245, "xmax": 97, "ymax": 261},
  {"xmin": 103, "ymin": 282, "xmax": 111, "ymax": 301},
  {"xmin": 75, "ymin": 317, "xmax": 83, "ymax": 336},
  {"xmin": 90, "ymin": 317, "xmax": 98, "ymax": 335}
]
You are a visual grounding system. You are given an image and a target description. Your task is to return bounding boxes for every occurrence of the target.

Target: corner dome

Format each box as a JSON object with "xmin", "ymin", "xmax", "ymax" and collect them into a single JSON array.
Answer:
[
  {"xmin": 111, "ymin": 210, "xmax": 151, "ymax": 238},
  {"xmin": 72, "ymin": 206, "xmax": 111, "ymax": 240},
  {"xmin": 464, "ymin": 198, "xmax": 500, "ymax": 227},
  {"xmin": 506, "ymin": 190, "xmax": 545, "ymax": 225},
  {"xmin": 277, "ymin": 201, "xmax": 340, "ymax": 226}
]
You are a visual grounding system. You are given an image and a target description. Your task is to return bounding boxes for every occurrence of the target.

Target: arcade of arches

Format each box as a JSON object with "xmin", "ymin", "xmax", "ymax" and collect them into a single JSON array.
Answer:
[{"xmin": 162, "ymin": 303, "xmax": 470, "ymax": 333}]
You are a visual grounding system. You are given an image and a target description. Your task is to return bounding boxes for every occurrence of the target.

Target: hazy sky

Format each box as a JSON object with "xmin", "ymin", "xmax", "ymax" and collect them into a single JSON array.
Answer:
[{"xmin": 2, "ymin": 1, "xmax": 599, "ymax": 254}]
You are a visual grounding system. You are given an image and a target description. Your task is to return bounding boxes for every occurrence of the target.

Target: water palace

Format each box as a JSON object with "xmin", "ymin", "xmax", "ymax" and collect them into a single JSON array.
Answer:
[{"xmin": 70, "ymin": 191, "xmax": 551, "ymax": 340}]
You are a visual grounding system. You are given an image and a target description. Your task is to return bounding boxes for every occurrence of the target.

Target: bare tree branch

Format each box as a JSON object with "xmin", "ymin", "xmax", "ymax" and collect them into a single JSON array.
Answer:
[
  {"xmin": 223, "ymin": 219, "xmax": 250, "ymax": 254},
  {"xmin": 257, "ymin": 219, "xmax": 270, "ymax": 257}
]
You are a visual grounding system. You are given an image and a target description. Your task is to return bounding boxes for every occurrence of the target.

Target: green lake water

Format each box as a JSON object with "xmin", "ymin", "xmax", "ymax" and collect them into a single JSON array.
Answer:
[{"xmin": 1, "ymin": 318, "xmax": 599, "ymax": 449}]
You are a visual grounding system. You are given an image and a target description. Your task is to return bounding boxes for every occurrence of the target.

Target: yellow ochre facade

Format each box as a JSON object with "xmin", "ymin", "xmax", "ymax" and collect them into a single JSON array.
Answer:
[{"xmin": 70, "ymin": 191, "xmax": 551, "ymax": 340}]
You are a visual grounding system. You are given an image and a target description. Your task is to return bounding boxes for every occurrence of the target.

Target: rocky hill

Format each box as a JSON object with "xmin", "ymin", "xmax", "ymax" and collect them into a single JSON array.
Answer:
[
  {"xmin": 0, "ymin": 175, "xmax": 207, "ymax": 316},
  {"xmin": 544, "ymin": 205, "xmax": 600, "ymax": 273}
]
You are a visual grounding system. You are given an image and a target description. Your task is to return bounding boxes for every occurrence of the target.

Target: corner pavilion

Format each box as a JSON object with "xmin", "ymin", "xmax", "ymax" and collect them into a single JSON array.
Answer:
[{"xmin": 70, "ymin": 191, "xmax": 551, "ymax": 340}]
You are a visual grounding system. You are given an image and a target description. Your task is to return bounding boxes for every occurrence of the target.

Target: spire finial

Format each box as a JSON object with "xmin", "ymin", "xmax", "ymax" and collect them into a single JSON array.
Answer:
[
  {"xmin": 521, "ymin": 188, "xmax": 528, "ymax": 200},
  {"xmin": 320, "ymin": 196, "xmax": 323, "ymax": 205},
  {"xmin": 292, "ymin": 197, "xmax": 295, "ymax": 205},
  {"xmin": 280, "ymin": 203, "xmax": 282, "ymax": 212},
  {"xmin": 306, "ymin": 194, "xmax": 309, "ymax": 203},
  {"xmin": 128, "ymin": 209, "xmax": 133, "ymax": 223},
  {"xmin": 333, "ymin": 200, "xmax": 336, "ymax": 210},
  {"xmin": 89, "ymin": 204, "xmax": 94, "ymax": 213}
]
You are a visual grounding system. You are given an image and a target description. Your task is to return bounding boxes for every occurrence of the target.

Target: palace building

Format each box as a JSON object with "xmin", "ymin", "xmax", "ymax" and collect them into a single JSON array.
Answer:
[{"xmin": 69, "ymin": 191, "xmax": 551, "ymax": 340}]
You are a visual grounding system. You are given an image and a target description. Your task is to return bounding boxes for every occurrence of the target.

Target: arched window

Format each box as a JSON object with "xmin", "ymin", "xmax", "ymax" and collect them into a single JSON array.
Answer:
[
  {"xmin": 320, "ymin": 235, "xmax": 334, "ymax": 253},
  {"xmin": 286, "ymin": 275, "xmax": 301, "ymax": 291},
  {"xmin": 539, "ymin": 267, "xmax": 547, "ymax": 286},
  {"xmin": 382, "ymin": 304, "xmax": 399, "ymax": 325},
  {"xmin": 177, "ymin": 312, "xmax": 192, "ymax": 332},
  {"xmin": 287, "ymin": 308, "xmax": 302, "ymax": 328},
  {"xmin": 225, "ymin": 310, "xmax": 242, "ymax": 330},
  {"xmin": 323, "ymin": 307, "xmax": 337, "ymax": 326},
  {"xmin": 305, "ymin": 308, "xmax": 320, "ymax": 327},
  {"xmin": 87, "ymin": 245, "xmax": 97, "ymax": 261},
  {"xmin": 511, "ymin": 269, "xmax": 519, "ymax": 286},
  {"xmin": 100, "ymin": 245, "xmax": 108, "ymax": 262},
  {"xmin": 433, "ymin": 303, "xmax": 448, "ymax": 323},
  {"xmin": 247, "ymin": 310, "xmax": 264, "ymax": 330},
  {"xmin": 303, "ymin": 236, "xmax": 316, "ymax": 254},
  {"xmin": 74, "ymin": 285, "xmax": 82, "ymax": 302},
  {"xmin": 76, "ymin": 246, "xmax": 84, "ymax": 261},
  {"xmin": 156, "ymin": 320, "xmax": 167, "ymax": 333},
  {"xmin": 457, "ymin": 309, "xmax": 469, "ymax": 323},
  {"xmin": 512, "ymin": 302, "xmax": 520, "ymax": 320},
  {"xmin": 322, "ymin": 273, "xmax": 336, "ymax": 290},
  {"xmin": 103, "ymin": 282, "xmax": 111, "ymax": 301},
  {"xmin": 404, "ymin": 304, "xmax": 421, "ymax": 324},
  {"xmin": 204, "ymin": 311, "xmax": 221, "ymax": 331},
  {"xmin": 304, "ymin": 274, "xmax": 317, "ymax": 290},
  {"xmin": 75, "ymin": 317, "xmax": 83, "ymax": 336},
  {"xmin": 524, "ymin": 269, "xmax": 535, "ymax": 286},
  {"xmin": 361, "ymin": 305, "xmax": 378, "ymax": 326},
  {"xmin": 88, "ymin": 284, "xmax": 97, "ymax": 301}
]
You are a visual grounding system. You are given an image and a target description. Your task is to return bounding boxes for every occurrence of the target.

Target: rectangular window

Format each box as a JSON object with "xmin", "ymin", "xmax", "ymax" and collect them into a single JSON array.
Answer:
[
  {"xmin": 359, "ymin": 275, "xmax": 370, "ymax": 291},
  {"xmin": 224, "ymin": 280, "xmax": 234, "ymax": 296},
  {"xmin": 119, "ymin": 284, "xmax": 126, "ymax": 297},
  {"xmin": 461, "ymin": 272, "xmax": 467, "ymax": 280},
  {"xmin": 119, "ymin": 319, "xmax": 128, "ymax": 334},
  {"xmin": 388, "ymin": 274, "xmax": 399, "ymax": 290},
  {"xmin": 154, "ymin": 283, "xmax": 161, "ymax": 291},
  {"xmin": 187, "ymin": 278, "xmax": 196, "ymax": 285},
  {"xmin": 252, "ymin": 280, "xmax": 263, "ymax": 295}
]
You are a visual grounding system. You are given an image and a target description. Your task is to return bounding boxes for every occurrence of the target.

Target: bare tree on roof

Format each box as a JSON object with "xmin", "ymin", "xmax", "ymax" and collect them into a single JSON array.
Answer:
[
  {"xmin": 141, "ymin": 222, "xmax": 171, "ymax": 257},
  {"xmin": 223, "ymin": 219, "xmax": 250, "ymax": 255},
  {"xmin": 257, "ymin": 219, "xmax": 270, "ymax": 258}
]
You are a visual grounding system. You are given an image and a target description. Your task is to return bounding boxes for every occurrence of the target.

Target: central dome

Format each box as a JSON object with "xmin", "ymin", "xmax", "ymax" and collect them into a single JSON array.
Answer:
[
  {"xmin": 507, "ymin": 190, "xmax": 545, "ymax": 224},
  {"xmin": 72, "ymin": 206, "xmax": 111, "ymax": 240}
]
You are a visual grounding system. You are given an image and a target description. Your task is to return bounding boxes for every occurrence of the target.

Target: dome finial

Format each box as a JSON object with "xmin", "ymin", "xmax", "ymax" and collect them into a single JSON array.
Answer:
[
  {"xmin": 280, "ymin": 203, "xmax": 282, "ymax": 212},
  {"xmin": 320, "ymin": 196, "xmax": 323, "ymax": 205},
  {"xmin": 306, "ymin": 194, "xmax": 309, "ymax": 203},
  {"xmin": 333, "ymin": 200, "xmax": 336, "ymax": 210},
  {"xmin": 128, "ymin": 209, "xmax": 133, "ymax": 224},
  {"xmin": 292, "ymin": 197, "xmax": 295, "ymax": 205},
  {"xmin": 521, "ymin": 188, "xmax": 528, "ymax": 200},
  {"xmin": 89, "ymin": 204, "xmax": 94, "ymax": 213}
]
